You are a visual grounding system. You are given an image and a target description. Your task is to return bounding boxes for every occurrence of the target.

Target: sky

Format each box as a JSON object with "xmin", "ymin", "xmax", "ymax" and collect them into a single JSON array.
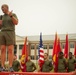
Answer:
[{"xmin": 0, "ymin": 0, "xmax": 76, "ymax": 36}]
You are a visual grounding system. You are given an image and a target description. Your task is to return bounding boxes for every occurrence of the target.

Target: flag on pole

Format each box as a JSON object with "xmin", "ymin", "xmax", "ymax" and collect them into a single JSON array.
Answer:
[
  {"xmin": 38, "ymin": 33, "xmax": 44, "ymax": 71},
  {"xmin": 53, "ymin": 32, "xmax": 61, "ymax": 72},
  {"xmin": 52, "ymin": 32, "xmax": 57, "ymax": 57},
  {"xmin": 52, "ymin": 32, "xmax": 58, "ymax": 72},
  {"xmin": 64, "ymin": 34, "xmax": 69, "ymax": 59},
  {"xmin": 55, "ymin": 38, "xmax": 62, "ymax": 72},
  {"xmin": 20, "ymin": 37, "xmax": 28, "ymax": 72},
  {"xmin": 57, "ymin": 38, "xmax": 62, "ymax": 53}
]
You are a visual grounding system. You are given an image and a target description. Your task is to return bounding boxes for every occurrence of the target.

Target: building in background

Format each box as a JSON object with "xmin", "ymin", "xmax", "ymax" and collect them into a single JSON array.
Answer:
[{"xmin": 15, "ymin": 33, "xmax": 76, "ymax": 61}]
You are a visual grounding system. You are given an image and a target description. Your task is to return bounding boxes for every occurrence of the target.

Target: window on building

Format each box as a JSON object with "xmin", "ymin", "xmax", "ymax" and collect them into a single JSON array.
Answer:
[
  {"xmin": 36, "ymin": 56, "xmax": 38, "ymax": 60},
  {"xmin": 36, "ymin": 45, "xmax": 39, "ymax": 49},
  {"xmin": 31, "ymin": 55, "xmax": 34, "ymax": 60},
  {"xmin": 14, "ymin": 45, "xmax": 17, "ymax": 54},
  {"xmin": 14, "ymin": 45, "xmax": 17, "ymax": 50},
  {"xmin": 49, "ymin": 44, "xmax": 53, "ymax": 49},
  {"xmin": 19, "ymin": 55, "xmax": 21, "ymax": 59},
  {"xmin": 44, "ymin": 45, "xmax": 47, "ymax": 49},
  {"xmin": 31, "ymin": 44, "xmax": 35, "ymax": 49},
  {"xmin": 49, "ymin": 55, "xmax": 52, "ymax": 59},
  {"xmin": 70, "ymin": 43, "xmax": 74, "ymax": 48},
  {"xmin": 19, "ymin": 44, "xmax": 23, "ymax": 49},
  {"xmin": 62, "ymin": 43, "xmax": 65, "ymax": 49}
]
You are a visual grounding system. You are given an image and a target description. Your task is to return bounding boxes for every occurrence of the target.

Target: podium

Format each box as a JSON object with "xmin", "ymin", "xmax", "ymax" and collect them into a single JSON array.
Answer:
[{"xmin": 0, "ymin": 72, "xmax": 76, "ymax": 75}]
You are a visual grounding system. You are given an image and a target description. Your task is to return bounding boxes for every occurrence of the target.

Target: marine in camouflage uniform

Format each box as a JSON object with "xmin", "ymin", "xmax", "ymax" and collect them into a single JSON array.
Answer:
[
  {"xmin": 26, "ymin": 56, "xmax": 36, "ymax": 72},
  {"xmin": 58, "ymin": 52, "xmax": 67, "ymax": 72},
  {"xmin": 67, "ymin": 52, "xmax": 76, "ymax": 72},
  {"xmin": 12, "ymin": 54, "xmax": 20, "ymax": 72},
  {"xmin": 42, "ymin": 53, "xmax": 53, "ymax": 72}
]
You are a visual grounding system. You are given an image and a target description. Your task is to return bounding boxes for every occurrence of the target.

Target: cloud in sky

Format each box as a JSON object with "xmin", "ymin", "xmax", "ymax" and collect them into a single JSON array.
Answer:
[{"xmin": 0, "ymin": 0, "xmax": 76, "ymax": 36}]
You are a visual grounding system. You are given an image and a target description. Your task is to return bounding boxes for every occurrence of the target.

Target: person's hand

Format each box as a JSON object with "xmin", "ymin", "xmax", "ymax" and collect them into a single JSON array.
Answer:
[{"xmin": 7, "ymin": 10, "xmax": 13, "ymax": 17}]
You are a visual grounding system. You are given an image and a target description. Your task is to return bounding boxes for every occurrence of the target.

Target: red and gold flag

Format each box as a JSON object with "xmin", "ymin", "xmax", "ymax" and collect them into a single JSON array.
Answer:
[
  {"xmin": 20, "ymin": 37, "xmax": 28, "ymax": 72},
  {"xmin": 53, "ymin": 33, "xmax": 61, "ymax": 72}
]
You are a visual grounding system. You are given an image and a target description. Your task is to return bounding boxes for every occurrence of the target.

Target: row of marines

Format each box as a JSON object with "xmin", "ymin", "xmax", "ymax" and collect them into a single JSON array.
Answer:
[{"xmin": 0, "ymin": 52, "xmax": 76, "ymax": 72}]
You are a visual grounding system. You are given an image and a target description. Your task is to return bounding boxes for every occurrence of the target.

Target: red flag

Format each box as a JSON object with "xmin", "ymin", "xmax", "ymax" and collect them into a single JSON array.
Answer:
[
  {"xmin": 52, "ymin": 32, "xmax": 62, "ymax": 72},
  {"xmin": 57, "ymin": 38, "xmax": 61, "ymax": 53},
  {"xmin": 64, "ymin": 34, "xmax": 69, "ymax": 59},
  {"xmin": 55, "ymin": 38, "xmax": 62, "ymax": 72},
  {"xmin": 74, "ymin": 42, "xmax": 76, "ymax": 57},
  {"xmin": 52, "ymin": 32, "xmax": 57, "ymax": 57},
  {"xmin": 20, "ymin": 37, "xmax": 28, "ymax": 72},
  {"xmin": 53, "ymin": 33, "xmax": 59, "ymax": 72}
]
